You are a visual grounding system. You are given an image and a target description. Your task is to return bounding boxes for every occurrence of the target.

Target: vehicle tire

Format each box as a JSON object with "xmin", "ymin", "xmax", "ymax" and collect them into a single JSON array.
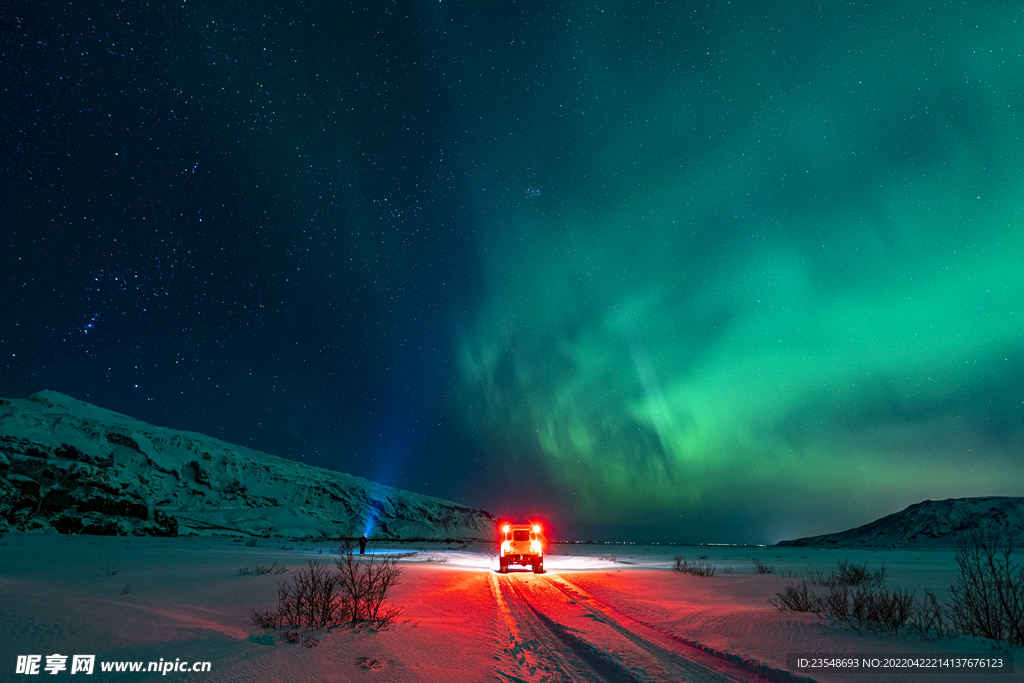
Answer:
[
  {"xmin": 499, "ymin": 559, "xmax": 508, "ymax": 573},
  {"xmin": 533, "ymin": 560, "xmax": 543, "ymax": 574}
]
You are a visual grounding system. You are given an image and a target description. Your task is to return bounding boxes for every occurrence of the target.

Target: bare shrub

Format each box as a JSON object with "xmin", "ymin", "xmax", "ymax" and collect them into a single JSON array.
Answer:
[
  {"xmin": 753, "ymin": 558, "xmax": 774, "ymax": 574},
  {"xmin": 948, "ymin": 532, "xmax": 1024, "ymax": 647},
  {"xmin": 302, "ymin": 633, "xmax": 320, "ymax": 648},
  {"xmin": 279, "ymin": 631, "xmax": 300, "ymax": 644},
  {"xmin": 241, "ymin": 562, "xmax": 288, "ymax": 576},
  {"xmin": 808, "ymin": 559, "xmax": 885, "ymax": 588},
  {"xmin": 836, "ymin": 558, "xmax": 886, "ymax": 587},
  {"xmin": 848, "ymin": 585, "xmax": 915, "ymax": 634},
  {"xmin": 249, "ymin": 608, "xmax": 281, "ymax": 629},
  {"xmin": 772, "ymin": 576, "xmax": 914, "ymax": 634},
  {"xmin": 336, "ymin": 542, "xmax": 403, "ymax": 628},
  {"xmin": 277, "ymin": 560, "xmax": 344, "ymax": 629},
  {"xmin": 819, "ymin": 584, "xmax": 851, "ymax": 619},
  {"xmin": 691, "ymin": 560, "xmax": 716, "ymax": 577},
  {"xmin": 770, "ymin": 580, "xmax": 820, "ymax": 612},
  {"xmin": 250, "ymin": 546, "xmax": 404, "ymax": 634},
  {"xmin": 672, "ymin": 556, "xmax": 716, "ymax": 576},
  {"xmin": 909, "ymin": 589, "xmax": 953, "ymax": 641}
]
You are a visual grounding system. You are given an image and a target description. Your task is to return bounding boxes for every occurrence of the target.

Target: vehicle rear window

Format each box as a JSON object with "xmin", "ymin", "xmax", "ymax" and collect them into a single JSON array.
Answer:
[{"xmin": 513, "ymin": 530, "xmax": 530, "ymax": 541}]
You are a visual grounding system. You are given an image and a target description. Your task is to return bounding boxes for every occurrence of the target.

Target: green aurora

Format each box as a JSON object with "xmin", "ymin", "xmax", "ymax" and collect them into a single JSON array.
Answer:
[
  {"xmin": 6, "ymin": 0, "xmax": 1024, "ymax": 544},
  {"xmin": 452, "ymin": 0, "xmax": 1024, "ymax": 541}
]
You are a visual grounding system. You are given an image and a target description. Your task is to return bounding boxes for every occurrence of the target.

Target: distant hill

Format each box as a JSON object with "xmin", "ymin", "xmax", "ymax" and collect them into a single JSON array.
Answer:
[
  {"xmin": 777, "ymin": 497, "xmax": 1024, "ymax": 548},
  {"xmin": 0, "ymin": 391, "xmax": 496, "ymax": 540}
]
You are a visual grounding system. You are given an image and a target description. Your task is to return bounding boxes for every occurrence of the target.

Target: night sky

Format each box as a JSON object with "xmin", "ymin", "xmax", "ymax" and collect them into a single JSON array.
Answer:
[{"xmin": 4, "ymin": 0, "xmax": 1024, "ymax": 544}]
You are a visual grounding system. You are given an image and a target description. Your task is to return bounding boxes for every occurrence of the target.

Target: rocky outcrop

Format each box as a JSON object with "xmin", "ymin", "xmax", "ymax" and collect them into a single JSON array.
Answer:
[
  {"xmin": 777, "ymin": 497, "xmax": 1024, "ymax": 548},
  {"xmin": 0, "ymin": 391, "xmax": 496, "ymax": 539}
]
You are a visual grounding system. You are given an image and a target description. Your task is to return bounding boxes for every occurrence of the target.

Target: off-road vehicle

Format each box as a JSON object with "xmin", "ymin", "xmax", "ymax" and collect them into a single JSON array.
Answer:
[{"xmin": 499, "ymin": 523, "xmax": 544, "ymax": 573}]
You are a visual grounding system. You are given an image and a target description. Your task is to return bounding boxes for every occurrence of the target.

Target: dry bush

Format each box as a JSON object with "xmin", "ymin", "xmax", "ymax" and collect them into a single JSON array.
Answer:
[
  {"xmin": 249, "ymin": 608, "xmax": 281, "ymax": 629},
  {"xmin": 249, "ymin": 546, "xmax": 404, "ymax": 634},
  {"xmin": 836, "ymin": 558, "xmax": 886, "ymax": 587},
  {"xmin": 335, "ymin": 542, "xmax": 404, "ymax": 628},
  {"xmin": 772, "ymin": 541, "xmax": 1024, "ymax": 645},
  {"xmin": 672, "ymin": 555, "xmax": 716, "ymax": 576},
  {"xmin": 241, "ymin": 562, "xmax": 289, "ymax": 576},
  {"xmin": 847, "ymin": 585, "xmax": 915, "ymax": 634},
  {"xmin": 769, "ymin": 580, "xmax": 820, "ymax": 612},
  {"xmin": 277, "ymin": 560, "xmax": 344, "ymax": 629},
  {"xmin": 908, "ymin": 589, "xmax": 953, "ymax": 640},
  {"xmin": 753, "ymin": 558, "xmax": 774, "ymax": 574},
  {"xmin": 948, "ymin": 532, "xmax": 1024, "ymax": 647},
  {"xmin": 818, "ymin": 584, "xmax": 850, "ymax": 619},
  {"xmin": 809, "ymin": 559, "xmax": 886, "ymax": 588},
  {"xmin": 771, "ymin": 573, "xmax": 914, "ymax": 634}
]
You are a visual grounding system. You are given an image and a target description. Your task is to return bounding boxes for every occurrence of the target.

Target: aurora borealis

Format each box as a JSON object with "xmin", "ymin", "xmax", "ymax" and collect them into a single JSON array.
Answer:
[{"xmin": 4, "ymin": 0, "xmax": 1024, "ymax": 542}]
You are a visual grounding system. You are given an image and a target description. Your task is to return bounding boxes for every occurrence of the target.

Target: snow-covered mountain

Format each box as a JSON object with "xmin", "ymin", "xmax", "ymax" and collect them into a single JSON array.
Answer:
[
  {"xmin": 0, "ymin": 391, "xmax": 496, "ymax": 540},
  {"xmin": 777, "ymin": 496, "xmax": 1024, "ymax": 548}
]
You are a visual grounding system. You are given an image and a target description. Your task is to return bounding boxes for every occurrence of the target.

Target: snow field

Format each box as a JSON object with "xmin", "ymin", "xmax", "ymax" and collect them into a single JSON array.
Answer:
[{"xmin": 0, "ymin": 535, "xmax": 1019, "ymax": 682}]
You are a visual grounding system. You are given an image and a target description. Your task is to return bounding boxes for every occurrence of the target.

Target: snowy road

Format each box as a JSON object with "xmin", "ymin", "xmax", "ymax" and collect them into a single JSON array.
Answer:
[{"xmin": 490, "ymin": 570, "xmax": 766, "ymax": 683}]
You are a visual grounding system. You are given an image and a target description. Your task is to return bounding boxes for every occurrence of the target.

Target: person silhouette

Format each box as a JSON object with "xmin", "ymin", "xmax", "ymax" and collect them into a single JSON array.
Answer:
[{"xmin": 359, "ymin": 533, "xmax": 367, "ymax": 555}]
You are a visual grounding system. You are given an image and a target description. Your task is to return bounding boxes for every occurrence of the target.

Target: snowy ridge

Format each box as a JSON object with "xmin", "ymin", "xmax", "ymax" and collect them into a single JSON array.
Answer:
[
  {"xmin": 0, "ymin": 390, "xmax": 496, "ymax": 539},
  {"xmin": 777, "ymin": 496, "xmax": 1024, "ymax": 548}
]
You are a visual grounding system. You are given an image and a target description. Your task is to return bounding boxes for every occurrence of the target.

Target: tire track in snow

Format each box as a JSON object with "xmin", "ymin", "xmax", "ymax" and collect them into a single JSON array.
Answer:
[
  {"xmin": 514, "ymin": 573, "xmax": 753, "ymax": 683},
  {"xmin": 544, "ymin": 574, "xmax": 816, "ymax": 683},
  {"xmin": 490, "ymin": 570, "xmax": 616, "ymax": 682},
  {"xmin": 493, "ymin": 572, "xmax": 761, "ymax": 683}
]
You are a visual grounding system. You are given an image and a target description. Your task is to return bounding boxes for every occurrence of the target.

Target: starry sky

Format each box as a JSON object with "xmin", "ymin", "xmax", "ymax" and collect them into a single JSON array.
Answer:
[{"xmin": 3, "ymin": 0, "xmax": 1024, "ymax": 544}]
